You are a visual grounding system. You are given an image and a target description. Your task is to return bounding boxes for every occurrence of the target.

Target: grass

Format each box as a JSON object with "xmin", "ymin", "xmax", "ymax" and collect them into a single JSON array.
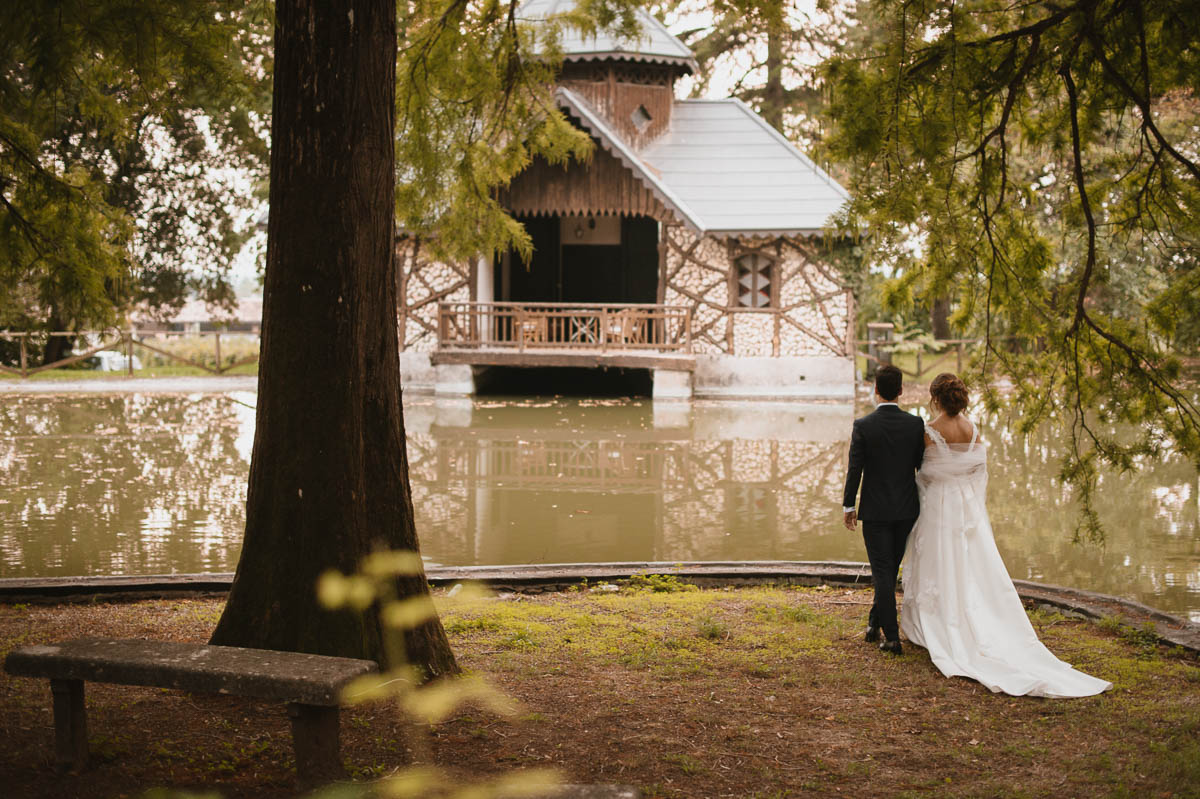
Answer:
[
  {"xmin": 0, "ymin": 363, "xmax": 258, "ymax": 381},
  {"xmin": 1, "ymin": 586, "xmax": 1198, "ymax": 798},
  {"xmin": 1, "ymin": 335, "xmax": 260, "ymax": 381}
]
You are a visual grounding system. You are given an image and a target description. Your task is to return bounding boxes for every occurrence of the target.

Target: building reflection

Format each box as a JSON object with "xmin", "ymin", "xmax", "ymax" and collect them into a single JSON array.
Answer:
[
  {"xmin": 2, "ymin": 393, "xmax": 1196, "ymax": 621},
  {"xmin": 404, "ymin": 399, "xmax": 855, "ymax": 567}
]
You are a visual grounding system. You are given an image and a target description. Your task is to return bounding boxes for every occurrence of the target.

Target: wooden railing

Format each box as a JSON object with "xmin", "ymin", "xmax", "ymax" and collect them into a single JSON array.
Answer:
[
  {"xmin": 0, "ymin": 330, "xmax": 259, "ymax": 378},
  {"xmin": 437, "ymin": 302, "xmax": 692, "ymax": 353},
  {"xmin": 853, "ymin": 337, "xmax": 1009, "ymax": 380}
]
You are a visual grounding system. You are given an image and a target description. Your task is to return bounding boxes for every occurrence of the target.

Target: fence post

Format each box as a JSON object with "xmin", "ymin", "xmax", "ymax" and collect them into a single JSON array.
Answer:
[
  {"xmin": 19, "ymin": 334, "xmax": 27, "ymax": 378},
  {"xmin": 214, "ymin": 332, "xmax": 222, "ymax": 374},
  {"xmin": 126, "ymin": 331, "xmax": 135, "ymax": 376},
  {"xmin": 600, "ymin": 308, "xmax": 608, "ymax": 352},
  {"xmin": 865, "ymin": 322, "xmax": 894, "ymax": 378},
  {"xmin": 956, "ymin": 341, "xmax": 964, "ymax": 373},
  {"xmin": 517, "ymin": 306, "xmax": 525, "ymax": 353},
  {"xmin": 916, "ymin": 350, "xmax": 923, "ymax": 379}
]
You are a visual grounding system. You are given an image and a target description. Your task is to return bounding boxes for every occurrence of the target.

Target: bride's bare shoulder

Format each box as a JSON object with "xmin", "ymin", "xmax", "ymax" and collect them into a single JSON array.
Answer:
[{"xmin": 930, "ymin": 415, "xmax": 974, "ymax": 444}]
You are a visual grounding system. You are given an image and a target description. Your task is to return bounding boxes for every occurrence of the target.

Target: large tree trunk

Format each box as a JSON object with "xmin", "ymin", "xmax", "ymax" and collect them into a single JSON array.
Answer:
[{"xmin": 210, "ymin": 0, "xmax": 457, "ymax": 676}]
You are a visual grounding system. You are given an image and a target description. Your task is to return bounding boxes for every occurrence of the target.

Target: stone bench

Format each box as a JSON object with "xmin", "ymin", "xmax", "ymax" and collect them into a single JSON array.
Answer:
[{"xmin": 4, "ymin": 637, "xmax": 377, "ymax": 787}]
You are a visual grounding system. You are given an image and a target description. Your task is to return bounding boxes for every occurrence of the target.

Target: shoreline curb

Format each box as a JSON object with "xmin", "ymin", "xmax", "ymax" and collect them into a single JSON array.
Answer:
[{"xmin": 1, "ymin": 561, "xmax": 1196, "ymax": 655}]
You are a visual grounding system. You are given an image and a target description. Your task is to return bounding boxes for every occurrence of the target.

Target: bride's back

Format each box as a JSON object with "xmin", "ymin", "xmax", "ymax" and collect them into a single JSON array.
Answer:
[{"xmin": 927, "ymin": 413, "xmax": 976, "ymax": 446}]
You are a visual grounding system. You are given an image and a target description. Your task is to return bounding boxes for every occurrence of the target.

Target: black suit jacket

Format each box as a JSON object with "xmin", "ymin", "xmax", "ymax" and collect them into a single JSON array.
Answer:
[{"xmin": 842, "ymin": 405, "xmax": 926, "ymax": 522}]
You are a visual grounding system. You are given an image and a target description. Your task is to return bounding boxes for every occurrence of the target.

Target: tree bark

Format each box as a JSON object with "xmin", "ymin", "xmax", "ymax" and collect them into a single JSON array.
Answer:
[
  {"xmin": 41, "ymin": 310, "xmax": 73, "ymax": 366},
  {"xmin": 210, "ymin": 0, "xmax": 457, "ymax": 676},
  {"xmin": 930, "ymin": 296, "xmax": 951, "ymax": 340},
  {"xmin": 763, "ymin": 4, "xmax": 786, "ymax": 132}
]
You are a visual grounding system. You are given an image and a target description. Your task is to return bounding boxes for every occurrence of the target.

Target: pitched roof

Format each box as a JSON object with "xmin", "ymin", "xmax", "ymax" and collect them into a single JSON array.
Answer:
[
  {"xmin": 519, "ymin": 0, "xmax": 697, "ymax": 72},
  {"xmin": 556, "ymin": 87, "xmax": 703, "ymax": 231},
  {"xmin": 641, "ymin": 100, "xmax": 851, "ymax": 236},
  {"xmin": 556, "ymin": 89, "xmax": 850, "ymax": 236}
]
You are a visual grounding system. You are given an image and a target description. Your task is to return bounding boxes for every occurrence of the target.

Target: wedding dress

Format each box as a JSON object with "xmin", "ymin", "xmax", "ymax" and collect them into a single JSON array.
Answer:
[{"xmin": 900, "ymin": 420, "xmax": 1111, "ymax": 698}]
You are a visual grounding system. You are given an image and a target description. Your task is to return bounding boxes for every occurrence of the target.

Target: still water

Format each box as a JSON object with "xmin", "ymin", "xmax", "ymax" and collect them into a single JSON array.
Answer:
[{"xmin": 1, "ymin": 392, "xmax": 1198, "ymax": 620}]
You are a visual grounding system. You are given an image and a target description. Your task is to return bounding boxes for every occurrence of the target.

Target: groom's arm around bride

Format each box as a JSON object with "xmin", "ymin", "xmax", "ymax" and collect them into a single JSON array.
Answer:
[{"xmin": 840, "ymin": 364, "xmax": 926, "ymax": 651}]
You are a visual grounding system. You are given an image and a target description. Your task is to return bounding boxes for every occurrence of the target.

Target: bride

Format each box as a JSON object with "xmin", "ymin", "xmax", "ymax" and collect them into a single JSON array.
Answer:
[{"xmin": 900, "ymin": 373, "xmax": 1111, "ymax": 698}]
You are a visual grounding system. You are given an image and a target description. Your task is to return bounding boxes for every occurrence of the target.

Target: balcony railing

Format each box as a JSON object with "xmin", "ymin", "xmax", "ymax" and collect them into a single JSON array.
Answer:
[{"xmin": 437, "ymin": 302, "xmax": 692, "ymax": 352}]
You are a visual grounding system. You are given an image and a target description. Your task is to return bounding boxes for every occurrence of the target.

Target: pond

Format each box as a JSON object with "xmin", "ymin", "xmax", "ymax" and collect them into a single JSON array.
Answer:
[{"xmin": 1, "ymin": 391, "xmax": 1197, "ymax": 621}]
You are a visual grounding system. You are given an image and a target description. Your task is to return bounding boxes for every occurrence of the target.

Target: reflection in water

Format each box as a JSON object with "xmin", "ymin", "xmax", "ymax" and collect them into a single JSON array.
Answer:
[
  {"xmin": 0, "ymin": 393, "xmax": 1197, "ymax": 620},
  {"xmin": 0, "ymin": 393, "xmax": 255, "ymax": 577},
  {"xmin": 405, "ymin": 399, "xmax": 854, "ymax": 567}
]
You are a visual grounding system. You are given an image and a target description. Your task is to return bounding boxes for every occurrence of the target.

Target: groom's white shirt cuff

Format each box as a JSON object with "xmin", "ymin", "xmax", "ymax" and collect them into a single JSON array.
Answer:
[{"xmin": 844, "ymin": 506, "xmax": 855, "ymax": 513}]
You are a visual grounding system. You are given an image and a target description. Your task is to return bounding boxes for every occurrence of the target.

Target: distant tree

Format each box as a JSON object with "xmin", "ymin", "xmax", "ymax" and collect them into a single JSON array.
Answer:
[
  {"xmin": 822, "ymin": 0, "xmax": 1200, "ymax": 537},
  {"xmin": 655, "ymin": 0, "xmax": 843, "ymax": 139},
  {"xmin": 0, "ymin": 1, "xmax": 270, "ymax": 363}
]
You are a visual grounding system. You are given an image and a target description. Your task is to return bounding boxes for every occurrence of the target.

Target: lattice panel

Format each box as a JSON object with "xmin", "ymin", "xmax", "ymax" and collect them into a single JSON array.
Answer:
[
  {"xmin": 397, "ymin": 238, "xmax": 471, "ymax": 353},
  {"xmin": 664, "ymin": 227, "xmax": 731, "ymax": 354},
  {"xmin": 665, "ymin": 230, "xmax": 853, "ymax": 358}
]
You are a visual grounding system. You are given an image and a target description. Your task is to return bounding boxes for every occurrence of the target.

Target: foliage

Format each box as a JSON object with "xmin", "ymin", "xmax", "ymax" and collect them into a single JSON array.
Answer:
[
  {"xmin": 0, "ymin": 1, "xmax": 271, "ymax": 346},
  {"xmin": 394, "ymin": 0, "xmax": 647, "ymax": 262},
  {"xmin": 621, "ymin": 572, "xmax": 699, "ymax": 592},
  {"xmin": 655, "ymin": 0, "xmax": 844, "ymax": 140},
  {"xmin": 881, "ymin": 315, "xmax": 944, "ymax": 356},
  {"xmin": 318, "ymin": 551, "xmax": 562, "ymax": 798},
  {"xmin": 822, "ymin": 0, "xmax": 1200, "ymax": 539}
]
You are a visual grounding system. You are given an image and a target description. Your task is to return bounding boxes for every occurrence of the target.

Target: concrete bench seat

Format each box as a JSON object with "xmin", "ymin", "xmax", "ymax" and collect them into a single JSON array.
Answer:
[{"xmin": 4, "ymin": 637, "xmax": 377, "ymax": 786}]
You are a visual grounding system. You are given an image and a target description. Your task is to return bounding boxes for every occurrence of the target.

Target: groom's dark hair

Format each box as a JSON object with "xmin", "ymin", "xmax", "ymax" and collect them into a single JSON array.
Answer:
[{"xmin": 875, "ymin": 364, "xmax": 903, "ymax": 401}]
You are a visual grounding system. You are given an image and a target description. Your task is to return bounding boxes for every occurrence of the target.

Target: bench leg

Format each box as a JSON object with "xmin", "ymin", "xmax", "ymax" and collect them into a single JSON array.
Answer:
[
  {"xmin": 50, "ymin": 679, "xmax": 88, "ymax": 773},
  {"xmin": 287, "ymin": 703, "xmax": 343, "ymax": 788}
]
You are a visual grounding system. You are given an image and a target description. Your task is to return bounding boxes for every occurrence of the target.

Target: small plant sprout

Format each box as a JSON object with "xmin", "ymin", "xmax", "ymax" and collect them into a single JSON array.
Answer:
[{"xmin": 317, "ymin": 551, "xmax": 562, "ymax": 797}]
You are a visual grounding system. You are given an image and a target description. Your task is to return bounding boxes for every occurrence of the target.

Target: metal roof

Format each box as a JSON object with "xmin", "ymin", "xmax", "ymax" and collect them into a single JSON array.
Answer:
[
  {"xmin": 519, "ymin": 0, "xmax": 698, "ymax": 72},
  {"xmin": 556, "ymin": 89, "xmax": 850, "ymax": 236},
  {"xmin": 556, "ymin": 87, "xmax": 704, "ymax": 232},
  {"xmin": 641, "ymin": 100, "xmax": 851, "ymax": 235}
]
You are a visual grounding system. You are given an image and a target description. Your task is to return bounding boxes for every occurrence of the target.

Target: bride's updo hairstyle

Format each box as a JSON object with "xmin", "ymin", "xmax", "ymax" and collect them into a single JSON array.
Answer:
[{"xmin": 929, "ymin": 373, "xmax": 969, "ymax": 416}]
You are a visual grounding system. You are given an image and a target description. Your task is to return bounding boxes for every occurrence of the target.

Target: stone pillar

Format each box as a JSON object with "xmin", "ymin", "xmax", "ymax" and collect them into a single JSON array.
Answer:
[
  {"xmin": 652, "ymin": 369, "xmax": 692, "ymax": 400},
  {"xmin": 434, "ymin": 363, "xmax": 475, "ymax": 395},
  {"xmin": 51, "ymin": 678, "xmax": 88, "ymax": 773},
  {"xmin": 288, "ymin": 703, "xmax": 344, "ymax": 788}
]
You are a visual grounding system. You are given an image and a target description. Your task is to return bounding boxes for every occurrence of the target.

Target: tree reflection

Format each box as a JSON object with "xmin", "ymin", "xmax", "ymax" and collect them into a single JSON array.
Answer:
[
  {"xmin": 0, "ymin": 394, "xmax": 253, "ymax": 576},
  {"xmin": 2, "ymin": 394, "xmax": 1196, "ymax": 619}
]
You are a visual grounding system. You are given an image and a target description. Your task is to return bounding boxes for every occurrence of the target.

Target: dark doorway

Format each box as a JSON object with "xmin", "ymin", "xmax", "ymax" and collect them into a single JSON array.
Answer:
[
  {"xmin": 476, "ymin": 366, "xmax": 652, "ymax": 397},
  {"xmin": 501, "ymin": 214, "xmax": 659, "ymax": 304}
]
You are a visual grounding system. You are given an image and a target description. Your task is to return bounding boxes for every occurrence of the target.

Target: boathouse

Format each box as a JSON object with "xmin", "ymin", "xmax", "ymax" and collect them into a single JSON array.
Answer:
[{"xmin": 397, "ymin": 0, "xmax": 855, "ymax": 399}]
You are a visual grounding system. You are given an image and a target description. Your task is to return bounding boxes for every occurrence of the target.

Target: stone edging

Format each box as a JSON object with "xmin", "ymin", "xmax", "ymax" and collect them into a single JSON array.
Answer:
[{"xmin": 1, "ymin": 561, "xmax": 1196, "ymax": 655}]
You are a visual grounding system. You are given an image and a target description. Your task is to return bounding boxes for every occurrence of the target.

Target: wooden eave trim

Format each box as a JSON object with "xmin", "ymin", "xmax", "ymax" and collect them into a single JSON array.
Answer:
[{"xmin": 554, "ymin": 87, "xmax": 704, "ymax": 234}]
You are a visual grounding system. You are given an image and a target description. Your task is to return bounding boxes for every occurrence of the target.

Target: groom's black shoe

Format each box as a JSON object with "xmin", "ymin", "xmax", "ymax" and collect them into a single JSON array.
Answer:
[
  {"xmin": 879, "ymin": 639, "xmax": 902, "ymax": 655},
  {"xmin": 864, "ymin": 625, "xmax": 881, "ymax": 643}
]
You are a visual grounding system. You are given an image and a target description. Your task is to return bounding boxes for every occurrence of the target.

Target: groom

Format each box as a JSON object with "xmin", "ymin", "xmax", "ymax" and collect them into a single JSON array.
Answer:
[{"xmin": 842, "ymin": 364, "xmax": 925, "ymax": 654}]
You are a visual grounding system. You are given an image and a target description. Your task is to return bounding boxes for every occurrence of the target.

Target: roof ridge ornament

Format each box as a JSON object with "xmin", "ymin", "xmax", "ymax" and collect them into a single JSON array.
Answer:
[{"xmin": 518, "ymin": 0, "xmax": 698, "ymax": 73}]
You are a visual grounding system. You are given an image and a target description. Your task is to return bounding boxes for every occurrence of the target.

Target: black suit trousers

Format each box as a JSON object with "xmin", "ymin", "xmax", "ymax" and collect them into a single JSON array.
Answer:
[{"xmin": 861, "ymin": 519, "xmax": 915, "ymax": 640}]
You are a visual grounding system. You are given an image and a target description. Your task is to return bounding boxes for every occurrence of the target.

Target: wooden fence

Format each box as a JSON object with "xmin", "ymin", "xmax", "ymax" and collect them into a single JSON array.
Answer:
[
  {"xmin": 438, "ymin": 302, "xmax": 693, "ymax": 353},
  {"xmin": 0, "ymin": 330, "xmax": 260, "ymax": 379},
  {"xmin": 852, "ymin": 337, "xmax": 989, "ymax": 380}
]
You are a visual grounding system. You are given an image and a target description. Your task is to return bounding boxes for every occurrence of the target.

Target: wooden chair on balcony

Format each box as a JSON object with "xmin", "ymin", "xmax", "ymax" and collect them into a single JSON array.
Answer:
[{"xmin": 518, "ymin": 316, "xmax": 547, "ymax": 345}]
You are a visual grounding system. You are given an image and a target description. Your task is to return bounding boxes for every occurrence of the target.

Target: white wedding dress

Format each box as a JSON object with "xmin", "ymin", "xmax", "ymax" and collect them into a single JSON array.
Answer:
[{"xmin": 900, "ymin": 421, "xmax": 1111, "ymax": 698}]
